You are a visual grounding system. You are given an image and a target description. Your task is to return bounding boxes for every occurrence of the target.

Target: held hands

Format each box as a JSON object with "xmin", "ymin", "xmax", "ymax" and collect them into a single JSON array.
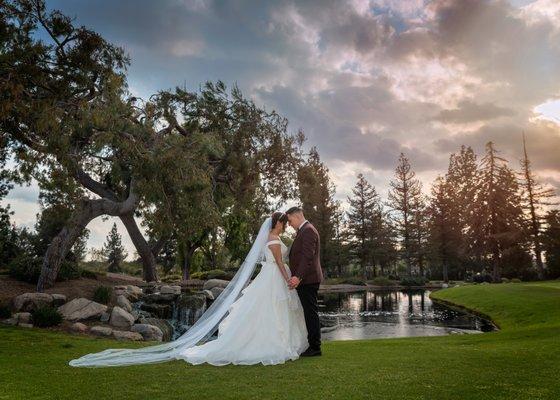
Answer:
[{"xmin": 287, "ymin": 276, "xmax": 301, "ymax": 290}]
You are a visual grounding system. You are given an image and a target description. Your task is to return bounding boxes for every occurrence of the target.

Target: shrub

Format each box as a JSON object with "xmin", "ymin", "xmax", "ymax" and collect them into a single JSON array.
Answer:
[
  {"xmin": 190, "ymin": 269, "xmax": 233, "ymax": 280},
  {"xmin": 369, "ymin": 276, "xmax": 395, "ymax": 286},
  {"xmin": 400, "ymin": 276, "xmax": 428, "ymax": 287},
  {"xmin": 339, "ymin": 277, "xmax": 367, "ymax": 286},
  {"xmin": 80, "ymin": 268, "xmax": 98, "ymax": 280},
  {"xmin": 8, "ymin": 255, "xmax": 42, "ymax": 283},
  {"xmin": 511, "ymin": 278, "xmax": 522, "ymax": 283},
  {"xmin": 501, "ymin": 277, "xmax": 510, "ymax": 284},
  {"xmin": 93, "ymin": 285, "xmax": 112, "ymax": 304},
  {"xmin": 31, "ymin": 306, "xmax": 62, "ymax": 327},
  {"xmin": 0, "ymin": 303, "xmax": 11, "ymax": 319}
]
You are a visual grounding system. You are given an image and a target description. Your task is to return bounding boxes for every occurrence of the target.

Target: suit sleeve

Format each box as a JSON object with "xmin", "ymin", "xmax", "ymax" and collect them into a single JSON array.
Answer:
[{"xmin": 294, "ymin": 229, "xmax": 317, "ymax": 281}]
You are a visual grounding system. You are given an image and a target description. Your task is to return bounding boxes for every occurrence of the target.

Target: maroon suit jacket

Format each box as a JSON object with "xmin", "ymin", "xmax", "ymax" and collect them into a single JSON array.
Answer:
[{"xmin": 289, "ymin": 221, "xmax": 323, "ymax": 285}]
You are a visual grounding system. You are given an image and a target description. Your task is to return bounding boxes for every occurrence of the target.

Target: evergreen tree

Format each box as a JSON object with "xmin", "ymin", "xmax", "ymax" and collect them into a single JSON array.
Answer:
[
  {"xmin": 347, "ymin": 174, "xmax": 382, "ymax": 279},
  {"xmin": 387, "ymin": 153, "xmax": 424, "ymax": 276},
  {"xmin": 543, "ymin": 210, "xmax": 560, "ymax": 279},
  {"xmin": 518, "ymin": 133, "xmax": 557, "ymax": 279},
  {"xmin": 473, "ymin": 142, "xmax": 525, "ymax": 282},
  {"xmin": 103, "ymin": 223, "xmax": 128, "ymax": 273},
  {"xmin": 297, "ymin": 147, "xmax": 338, "ymax": 270}
]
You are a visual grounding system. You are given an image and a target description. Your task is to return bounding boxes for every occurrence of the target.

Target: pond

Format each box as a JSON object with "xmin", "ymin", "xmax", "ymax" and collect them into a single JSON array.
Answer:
[{"xmin": 318, "ymin": 289, "xmax": 495, "ymax": 341}]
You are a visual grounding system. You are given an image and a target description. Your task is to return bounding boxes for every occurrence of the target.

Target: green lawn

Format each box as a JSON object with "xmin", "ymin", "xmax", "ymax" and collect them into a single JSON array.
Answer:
[{"xmin": 1, "ymin": 282, "xmax": 559, "ymax": 400}]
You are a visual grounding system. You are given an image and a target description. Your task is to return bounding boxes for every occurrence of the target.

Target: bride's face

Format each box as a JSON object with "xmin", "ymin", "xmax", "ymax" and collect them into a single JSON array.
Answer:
[{"xmin": 274, "ymin": 220, "xmax": 285, "ymax": 233}]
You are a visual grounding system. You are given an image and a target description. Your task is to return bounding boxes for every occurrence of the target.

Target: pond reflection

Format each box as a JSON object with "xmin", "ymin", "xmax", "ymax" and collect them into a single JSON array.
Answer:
[{"xmin": 318, "ymin": 290, "xmax": 495, "ymax": 341}]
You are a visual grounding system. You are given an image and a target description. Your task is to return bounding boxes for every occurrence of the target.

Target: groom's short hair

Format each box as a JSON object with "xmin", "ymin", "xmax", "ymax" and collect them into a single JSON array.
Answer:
[{"xmin": 286, "ymin": 206, "xmax": 303, "ymax": 215}]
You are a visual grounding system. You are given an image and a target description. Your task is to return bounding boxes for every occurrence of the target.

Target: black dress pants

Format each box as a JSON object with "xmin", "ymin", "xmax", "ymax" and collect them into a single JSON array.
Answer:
[{"xmin": 296, "ymin": 282, "xmax": 321, "ymax": 350}]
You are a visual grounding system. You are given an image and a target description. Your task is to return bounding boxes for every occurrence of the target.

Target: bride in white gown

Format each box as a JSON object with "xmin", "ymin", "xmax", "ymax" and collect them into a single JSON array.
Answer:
[
  {"xmin": 178, "ymin": 212, "xmax": 308, "ymax": 365},
  {"xmin": 68, "ymin": 212, "xmax": 308, "ymax": 368}
]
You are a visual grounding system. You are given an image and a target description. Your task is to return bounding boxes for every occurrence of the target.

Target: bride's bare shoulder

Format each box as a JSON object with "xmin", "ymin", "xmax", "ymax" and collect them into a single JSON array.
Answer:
[{"xmin": 267, "ymin": 234, "xmax": 280, "ymax": 242}]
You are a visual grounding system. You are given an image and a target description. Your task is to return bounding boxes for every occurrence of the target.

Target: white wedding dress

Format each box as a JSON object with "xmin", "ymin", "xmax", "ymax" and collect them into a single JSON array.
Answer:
[{"xmin": 176, "ymin": 239, "xmax": 309, "ymax": 366}]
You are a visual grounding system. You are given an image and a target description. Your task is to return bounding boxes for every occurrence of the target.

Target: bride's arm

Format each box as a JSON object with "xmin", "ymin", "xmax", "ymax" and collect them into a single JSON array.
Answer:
[{"xmin": 268, "ymin": 243, "xmax": 290, "ymax": 282}]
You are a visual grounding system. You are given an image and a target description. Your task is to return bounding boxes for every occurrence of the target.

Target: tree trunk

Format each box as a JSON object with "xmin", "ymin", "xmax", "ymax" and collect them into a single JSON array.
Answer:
[
  {"xmin": 120, "ymin": 213, "xmax": 159, "ymax": 282},
  {"xmin": 182, "ymin": 245, "xmax": 197, "ymax": 281}
]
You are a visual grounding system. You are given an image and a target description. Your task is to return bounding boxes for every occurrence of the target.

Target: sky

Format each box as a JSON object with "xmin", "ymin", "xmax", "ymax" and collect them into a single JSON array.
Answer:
[{"xmin": 3, "ymin": 0, "xmax": 560, "ymax": 259}]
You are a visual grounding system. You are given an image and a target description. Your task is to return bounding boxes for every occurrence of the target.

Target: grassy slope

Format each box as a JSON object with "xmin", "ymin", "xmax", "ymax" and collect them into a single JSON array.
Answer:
[{"xmin": 0, "ymin": 283, "xmax": 559, "ymax": 400}]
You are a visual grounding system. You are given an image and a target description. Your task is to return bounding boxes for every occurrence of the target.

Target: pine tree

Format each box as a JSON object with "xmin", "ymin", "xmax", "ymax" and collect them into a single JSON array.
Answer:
[
  {"xmin": 103, "ymin": 223, "xmax": 128, "ymax": 273},
  {"xmin": 387, "ymin": 153, "xmax": 424, "ymax": 276},
  {"xmin": 518, "ymin": 132, "xmax": 557, "ymax": 279},
  {"xmin": 473, "ymin": 142, "xmax": 525, "ymax": 282},
  {"xmin": 542, "ymin": 210, "xmax": 560, "ymax": 279},
  {"xmin": 347, "ymin": 174, "xmax": 382, "ymax": 279},
  {"xmin": 297, "ymin": 147, "xmax": 338, "ymax": 270}
]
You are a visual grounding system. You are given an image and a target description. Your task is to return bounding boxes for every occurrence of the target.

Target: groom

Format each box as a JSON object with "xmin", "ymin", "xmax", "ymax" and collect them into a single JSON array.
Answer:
[{"xmin": 285, "ymin": 206, "xmax": 323, "ymax": 357}]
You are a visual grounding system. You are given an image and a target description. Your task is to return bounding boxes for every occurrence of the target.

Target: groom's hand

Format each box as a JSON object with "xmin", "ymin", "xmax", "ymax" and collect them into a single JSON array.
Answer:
[{"xmin": 288, "ymin": 276, "xmax": 301, "ymax": 289}]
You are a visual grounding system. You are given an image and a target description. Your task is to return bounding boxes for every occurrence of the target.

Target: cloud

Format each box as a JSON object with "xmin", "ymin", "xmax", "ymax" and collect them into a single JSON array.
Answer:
[{"xmin": 435, "ymin": 100, "xmax": 516, "ymax": 123}]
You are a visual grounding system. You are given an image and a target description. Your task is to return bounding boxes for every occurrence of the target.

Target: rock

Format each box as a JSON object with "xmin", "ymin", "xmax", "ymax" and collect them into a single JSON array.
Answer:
[
  {"xmin": 116, "ymin": 295, "xmax": 133, "ymax": 313},
  {"xmin": 2, "ymin": 318, "xmax": 18, "ymax": 326},
  {"xmin": 13, "ymin": 293, "xmax": 54, "ymax": 312},
  {"xmin": 138, "ymin": 318, "xmax": 173, "ymax": 341},
  {"xmin": 202, "ymin": 289, "xmax": 214, "ymax": 301},
  {"xmin": 203, "ymin": 279, "xmax": 229, "ymax": 291},
  {"xmin": 100, "ymin": 311, "xmax": 110, "ymax": 323},
  {"xmin": 131, "ymin": 323, "xmax": 163, "ymax": 341},
  {"xmin": 126, "ymin": 285, "xmax": 143, "ymax": 296},
  {"xmin": 210, "ymin": 286, "xmax": 224, "ymax": 299},
  {"xmin": 51, "ymin": 294, "xmax": 67, "ymax": 306},
  {"xmin": 18, "ymin": 323, "xmax": 33, "ymax": 328},
  {"xmin": 109, "ymin": 306, "xmax": 135, "ymax": 329},
  {"xmin": 160, "ymin": 285, "xmax": 181, "ymax": 295},
  {"xmin": 141, "ymin": 293, "xmax": 178, "ymax": 304},
  {"xmin": 112, "ymin": 330, "xmax": 143, "ymax": 341},
  {"xmin": 90, "ymin": 326, "xmax": 113, "ymax": 337},
  {"xmin": 58, "ymin": 298, "xmax": 107, "ymax": 321},
  {"xmin": 442, "ymin": 283, "xmax": 449, "ymax": 288},
  {"xmin": 13, "ymin": 312, "xmax": 32, "ymax": 324},
  {"xmin": 70, "ymin": 322, "xmax": 88, "ymax": 333}
]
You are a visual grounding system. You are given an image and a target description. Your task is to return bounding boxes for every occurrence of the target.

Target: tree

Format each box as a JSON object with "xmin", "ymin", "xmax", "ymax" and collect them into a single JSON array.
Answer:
[
  {"xmin": 518, "ymin": 132, "xmax": 557, "ymax": 279},
  {"xmin": 542, "ymin": 210, "xmax": 560, "ymax": 279},
  {"xmin": 1, "ymin": 2, "xmax": 301, "ymax": 290},
  {"xmin": 347, "ymin": 174, "xmax": 382, "ymax": 279},
  {"xmin": 102, "ymin": 223, "xmax": 128, "ymax": 273},
  {"xmin": 427, "ymin": 176, "xmax": 461, "ymax": 282},
  {"xmin": 387, "ymin": 153, "xmax": 424, "ymax": 276},
  {"xmin": 472, "ymin": 142, "xmax": 525, "ymax": 282},
  {"xmin": 297, "ymin": 147, "xmax": 338, "ymax": 271}
]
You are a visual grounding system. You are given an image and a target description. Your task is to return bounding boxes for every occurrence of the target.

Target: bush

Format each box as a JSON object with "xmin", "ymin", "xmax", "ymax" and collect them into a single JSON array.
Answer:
[
  {"xmin": 93, "ymin": 285, "xmax": 112, "ymax": 304},
  {"xmin": 511, "ymin": 278, "xmax": 522, "ymax": 283},
  {"xmin": 8, "ymin": 255, "xmax": 43, "ymax": 283},
  {"xmin": 80, "ymin": 268, "xmax": 98, "ymax": 280},
  {"xmin": 190, "ymin": 269, "xmax": 233, "ymax": 280},
  {"xmin": 31, "ymin": 306, "xmax": 62, "ymax": 327},
  {"xmin": 369, "ymin": 276, "xmax": 395, "ymax": 286},
  {"xmin": 339, "ymin": 277, "xmax": 367, "ymax": 286},
  {"xmin": 501, "ymin": 278, "xmax": 510, "ymax": 284},
  {"xmin": 0, "ymin": 303, "xmax": 11, "ymax": 319},
  {"xmin": 400, "ymin": 276, "xmax": 428, "ymax": 287}
]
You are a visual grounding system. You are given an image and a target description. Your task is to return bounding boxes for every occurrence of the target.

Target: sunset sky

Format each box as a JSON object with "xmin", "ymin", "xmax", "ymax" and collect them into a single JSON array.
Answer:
[{"xmin": 4, "ymin": 0, "xmax": 560, "ymax": 257}]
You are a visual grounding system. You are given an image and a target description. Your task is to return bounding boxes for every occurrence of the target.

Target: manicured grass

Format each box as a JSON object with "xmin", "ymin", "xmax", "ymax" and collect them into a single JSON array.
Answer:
[{"xmin": 1, "ymin": 282, "xmax": 559, "ymax": 400}]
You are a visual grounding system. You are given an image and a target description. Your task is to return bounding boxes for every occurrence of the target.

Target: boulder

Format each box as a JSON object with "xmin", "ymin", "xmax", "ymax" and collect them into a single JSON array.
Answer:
[
  {"xmin": 13, "ymin": 293, "xmax": 54, "ymax": 312},
  {"xmin": 90, "ymin": 326, "xmax": 113, "ymax": 337},
  {"xmin": 203, "ymin": 279, "xmax": 229, "ymax": 291},
  {"xmin": 51, "ymin": 294, "xmax": 67, "ymax": 306},
  {"xmin": 160, "ymin": 285, "xmax": 181, "ymax": 295},
  {"xmin": 18, "ymin": 323, "xmax": 33, "ymax": 328},
  {"xmin": 109, "ymin": 306, "xmax": 135, "ymax": 329},
  {"xmin": 70, "ymin": 322, "xmax": 88, "ymax": 333},
  {"xmin": 112, "ymin": 330, "xmax": 143, "ymax": 341},
  {"xmin": 1, "ymin": 318, "xmax": 18, "ymax": 326},
  {"xmin": 100, "ymin": 311, "xmax": 110, "ymax": 323},
  {"xmin": 116, "ymin": 295, "xmax": 133, "ymax": 313},
  {"xmin": 202, "ymin": 289, "xmax": 214, "ymax": 301},
  {"xmin": 210, "ymin": 286, "xmax": 224, "ymax": 299},
  {"xmin": 141, "ymin": 293, "xmax": 178, "ymax": 304},
  {"xmin": 58, "ymin": 298, "xmax": 107, "ymax": 321},
  {"xmin": 139, "ymin": 302, "xmax": 172, "ymax": 319},
  {"xmin": 131, "ymin": 323, "xmax": 164, "ymax": 342},
  {"xmin": 13, "ymin": 312, "xmax": 32, "ymax": 324},
  {"xmin": 138, "ymin": 317, "xmax": 173, "ymax": 341}
]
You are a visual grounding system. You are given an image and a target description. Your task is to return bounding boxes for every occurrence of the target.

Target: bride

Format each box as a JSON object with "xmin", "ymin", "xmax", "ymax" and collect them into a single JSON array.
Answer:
[{"xmin": 69, "ymin": 212, "xmax": 308, "ymax": 367}]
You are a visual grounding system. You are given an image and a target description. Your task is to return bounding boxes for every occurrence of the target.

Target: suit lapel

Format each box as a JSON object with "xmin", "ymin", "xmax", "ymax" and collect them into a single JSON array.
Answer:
[{"xmin": 290, "ymin": 221, "xmax": 309, "ymax": 258}]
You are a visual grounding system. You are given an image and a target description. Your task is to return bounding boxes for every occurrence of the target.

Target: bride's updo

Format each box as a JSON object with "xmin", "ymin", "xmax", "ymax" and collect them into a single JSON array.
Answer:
[{"xmin": 271, "ymin": 211, "xmax": 288, "ymax": 231}]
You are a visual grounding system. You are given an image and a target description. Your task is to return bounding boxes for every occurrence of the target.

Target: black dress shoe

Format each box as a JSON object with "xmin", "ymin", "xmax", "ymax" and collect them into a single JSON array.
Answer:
[{"xmin": 300, "ymin": 347, "xmax": 322, "ymax": 357}]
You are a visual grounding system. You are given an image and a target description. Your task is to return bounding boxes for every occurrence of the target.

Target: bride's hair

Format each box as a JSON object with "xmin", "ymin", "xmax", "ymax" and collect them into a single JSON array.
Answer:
[{"xmin": 271, "ymin": 211, "xmax": 288, "ymax": 231}]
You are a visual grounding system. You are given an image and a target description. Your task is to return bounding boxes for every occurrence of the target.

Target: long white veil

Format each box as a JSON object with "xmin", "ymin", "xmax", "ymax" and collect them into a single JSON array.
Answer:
[{"xmin": 69, "ymin": 216, "xmax": 272, "ymax": 367}]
